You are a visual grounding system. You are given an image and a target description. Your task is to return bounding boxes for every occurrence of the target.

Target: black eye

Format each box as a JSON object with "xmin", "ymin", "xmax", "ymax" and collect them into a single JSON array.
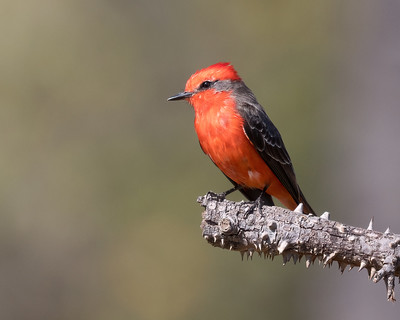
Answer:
[{"xmin": 199, "ymin": 80, "xmax": 212, "ymax": 90}]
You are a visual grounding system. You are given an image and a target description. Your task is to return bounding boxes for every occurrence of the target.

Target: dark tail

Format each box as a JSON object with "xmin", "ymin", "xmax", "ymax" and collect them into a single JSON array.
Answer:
[{"xmin": 298, "ymin": 188, "xmax": 315, "ymax": 215}]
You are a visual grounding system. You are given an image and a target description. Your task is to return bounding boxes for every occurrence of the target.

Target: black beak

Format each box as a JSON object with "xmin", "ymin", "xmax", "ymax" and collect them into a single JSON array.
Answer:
[{"xmin": 167, "ymin": 91, "xmax": 193, "ymax": 101}]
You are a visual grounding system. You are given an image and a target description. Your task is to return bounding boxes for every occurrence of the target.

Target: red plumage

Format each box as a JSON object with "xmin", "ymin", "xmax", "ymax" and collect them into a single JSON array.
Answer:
[{"xmin": 168, "ymin": 62, "xmax": 314, "ymax": 214}]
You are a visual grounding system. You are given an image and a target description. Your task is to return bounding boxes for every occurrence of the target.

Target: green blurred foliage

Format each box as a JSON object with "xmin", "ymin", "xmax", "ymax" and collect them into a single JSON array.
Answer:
[{"xmin": 1, "ymin": 0, "xmax": 400, "ymax": 319}]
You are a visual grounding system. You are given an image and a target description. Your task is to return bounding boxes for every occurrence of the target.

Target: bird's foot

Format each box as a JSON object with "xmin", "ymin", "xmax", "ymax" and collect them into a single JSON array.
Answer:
[
  {"xmin": 244, "ymin": 185, "xmax": 271, "ymax": 218},
  {"xmin": 246, "ymin": 193, "xmax": 268, "ymax": 218}
]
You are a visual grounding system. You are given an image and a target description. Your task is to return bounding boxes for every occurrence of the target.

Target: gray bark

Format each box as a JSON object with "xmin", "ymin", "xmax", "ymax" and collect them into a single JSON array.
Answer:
[{"xmin": 199, "ymin": 192, "xmax": 400, "ymax": 302}]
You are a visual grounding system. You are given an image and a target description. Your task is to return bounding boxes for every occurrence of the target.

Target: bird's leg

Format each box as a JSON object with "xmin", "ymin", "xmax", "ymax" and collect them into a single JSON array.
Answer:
[
  {"xmin": 256, "ymin": 185, "xmax": 270, "ymax": 213},
  {"xmin": 217, "ymin": 184, "xmax": 242, "ymax": 199}
]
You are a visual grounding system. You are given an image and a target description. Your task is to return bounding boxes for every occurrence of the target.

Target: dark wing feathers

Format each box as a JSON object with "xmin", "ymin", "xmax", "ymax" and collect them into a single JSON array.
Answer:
[{"xmin": 237, "ymin": 100, "xmax": 301, "ymax": 205}]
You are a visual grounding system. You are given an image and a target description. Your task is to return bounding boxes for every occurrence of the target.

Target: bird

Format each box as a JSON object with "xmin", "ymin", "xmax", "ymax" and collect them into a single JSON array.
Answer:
[{"xmin": 168, "ymin": 62, "xmax": 314, "ymax": 214}]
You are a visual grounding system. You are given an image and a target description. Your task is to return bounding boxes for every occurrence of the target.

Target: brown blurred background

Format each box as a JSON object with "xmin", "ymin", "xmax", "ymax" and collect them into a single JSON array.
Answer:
[{"xmin": 1, "ymin": 0, "xmax": 400, "ymax": 319}]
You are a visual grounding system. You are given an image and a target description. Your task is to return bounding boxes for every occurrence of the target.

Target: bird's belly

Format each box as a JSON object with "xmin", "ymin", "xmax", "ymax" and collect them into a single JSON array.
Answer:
[
  {"xmin": 195, "ymin": 110, "xmax": 273, "ymax": 189},
  {"xmin": 210, "ymin": 136, "xmax": 270, "ymax": 188}
]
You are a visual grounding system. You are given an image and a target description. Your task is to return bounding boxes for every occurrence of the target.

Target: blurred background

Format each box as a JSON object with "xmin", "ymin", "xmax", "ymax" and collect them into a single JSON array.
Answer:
[{"xmin": 1, "ymin": 0, "xmax": 400, "ymax": 319}]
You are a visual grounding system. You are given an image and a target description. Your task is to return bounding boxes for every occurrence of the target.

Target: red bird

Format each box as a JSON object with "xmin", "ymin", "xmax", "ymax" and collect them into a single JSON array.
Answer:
[{"xmin": 168, "ymin": 62, "xmax": 314, "ymax": 214}]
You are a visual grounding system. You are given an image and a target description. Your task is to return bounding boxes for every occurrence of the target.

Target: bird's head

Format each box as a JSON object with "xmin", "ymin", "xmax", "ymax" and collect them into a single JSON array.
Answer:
[{"xmin": 167, "ymin": 62, "xmax": 241, "ymax": 108}]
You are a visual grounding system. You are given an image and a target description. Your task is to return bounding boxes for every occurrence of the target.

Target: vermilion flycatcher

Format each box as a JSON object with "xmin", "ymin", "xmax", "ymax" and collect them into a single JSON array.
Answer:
[{"xmin": 168, "ymin": 62, "xmax": 314, "ymax": 214}]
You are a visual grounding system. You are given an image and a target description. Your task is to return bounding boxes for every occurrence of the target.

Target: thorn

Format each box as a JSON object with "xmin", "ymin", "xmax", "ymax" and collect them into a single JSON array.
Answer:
[
  {"xmin": 384, "ymin": 227, "xmax": 391, "ymax": 235},
  {"xmin": 294, "ymin": 203, "xmax": 304, "ymax": 213},
  {"xmin": 320, "ymin": 211, "xmax": 330, "ymax": 220},
  {"xmin": 323, "ymin": 252, "xmax": 337, "ymax": 266},
  {"xmin": 369, "ymin": 267, "xmax": 377, "ymax": 280},
  {"xmin": 263, "ymin": 252, "xmax": 267, "ymax": 259},
  {"xmin": 277, "ymin": 240, "xmax": 289, "ymax": 254},
  {"xmin": 221, "ymin": 238, "xmax": 224, "ymax": 246},
  {"xmin": 358, "ymin": 260, "xmax": 368, "ymax": 272},
  {"xmin": 258, "ymin": 243, "xmax": 262, "ymax": 251},
  {"xmin": 338, "ymin": 261, "xmax": 347, "ymax": 274},
  {"xmin": 292, "ymin": 253, "xmax": 299, "ymax": 264},
  {"xmin": 311, "ymin": 256, "xmax": 317, "ymax": 265},
  {"xmin": 213, "ymin": 235, "xmax": 217, "ymax": 243},
  {"xmin": 240, "ymin": 251, "xmax": 245, "ymax": 261},
  {"xmin": 229, "ymin": 245, "xmax": 233, "ymax": 251},
  {"xmin": 282, "ymin": 252, "xmax": 291, "ymax": 265},
  {"xmin": 367, "ymin": 217, "xmax": 374, "ymax": 231},
  {"xmin": 348, "ymin": 265, "xmax": 354, "ymax": 271},
  {"xmin": 248, "ymin": 250, "xmax": 253, "ymax": 260},
  {"xmin": 305, "ymin": 254, "xmax": 312, "ymax": 268}
]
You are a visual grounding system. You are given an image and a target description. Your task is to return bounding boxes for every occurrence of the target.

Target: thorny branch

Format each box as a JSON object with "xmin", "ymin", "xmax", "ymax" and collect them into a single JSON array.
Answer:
[{"xmin": 199, "ymin": 192, "xmax": 400, "ymax": 302}]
